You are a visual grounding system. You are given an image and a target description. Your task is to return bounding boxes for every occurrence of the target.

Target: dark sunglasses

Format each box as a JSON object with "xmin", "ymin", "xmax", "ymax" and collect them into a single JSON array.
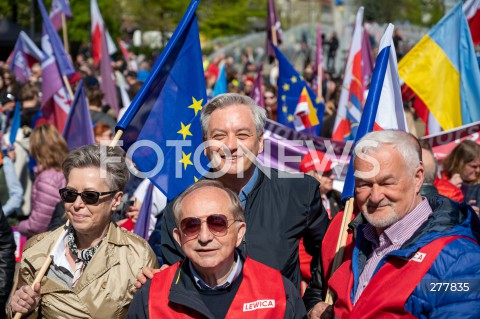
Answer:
[
  {"xmin": 59, "ymin": 188, "xmax": 117, "ymax": 205},
  {"xmin": 179, "ymin": 214, "xmax": 241, "ymax": 238}
]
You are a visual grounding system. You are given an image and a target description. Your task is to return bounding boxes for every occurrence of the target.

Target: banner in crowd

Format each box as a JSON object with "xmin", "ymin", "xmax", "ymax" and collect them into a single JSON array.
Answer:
[
  {"xmin": 8, "ymin": 31, "xmax": 45, "ymax": 84},
  {"xmin": 399, "ymin": 3, "xmax": 480, "ymax": 132},
  {"xmin": 332, "ymin": 7, "xmax": 364, "ymax": 141},
  {"xmin": 274, "ymin": 45, "xmax": 324, "ymax": 134},
  {"xmin": 49, "ymin": 0, "xmax": 72, "ymax": 31},
  {"xmin": 117, "ymin": 0, "xmax": 208, "ymax": 201}
]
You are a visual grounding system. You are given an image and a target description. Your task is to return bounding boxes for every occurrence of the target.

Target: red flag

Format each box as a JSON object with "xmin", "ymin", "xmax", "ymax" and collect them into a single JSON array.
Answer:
[
  {"xmin": 463, "ymin": 0, "xmax": 480, "ymax": 45},
  {"xmin": 91, "ymin": 0, "xmax": 117, "ymax": 67}
]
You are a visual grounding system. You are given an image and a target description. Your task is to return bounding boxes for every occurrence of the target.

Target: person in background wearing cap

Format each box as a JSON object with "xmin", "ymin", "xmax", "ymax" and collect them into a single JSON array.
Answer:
[{"xmin": 298, "ymin": 150, "xmax": 344, "ymax": 295}]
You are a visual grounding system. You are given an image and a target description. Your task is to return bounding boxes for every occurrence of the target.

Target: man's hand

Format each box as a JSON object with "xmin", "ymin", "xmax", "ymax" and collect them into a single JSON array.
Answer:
[
  {"xmin": 134, "ymin": 265, "xmax": 169, "ymax": 289},
  {"xmin": 11, "ymin": 283, "xmax": 41, "ymax": 315},
  {"xmin": 307, "ymin": 301, "xmax": 333, "ymax": 319},
  {"xmin": 126, "ymin": 206, "xmax": 140, "ymax": 224}
]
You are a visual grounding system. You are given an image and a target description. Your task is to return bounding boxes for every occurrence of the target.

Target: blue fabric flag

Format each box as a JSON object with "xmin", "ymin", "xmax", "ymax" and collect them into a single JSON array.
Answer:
[
  {"xmin": 274, "ymin": 46, "xmax": 324, "ymax": 135},
  {"xmin": 9, "ymin": 102, "xmax": 21, "ymax": 146},
  {"xmin": 341, "ymin": 26, "xmax": 393, "ymax": 201},
  {"xmin": 133, "ymin": 182, "xmax": 154, "ymax": 240},
  {"xmin": 117, "ymin": 0, "xmax": 208, "ymax": 200},
  {"xmin": 38, "ymin": 0, "xmax": 75, "ymax": 77},
  {"xmin": 62, "ymin": 80, "xmax": 95, "ymax": 150},
  {"xmin": 212, "ymin": 63, "xmax": 227, "ymax": 97}
]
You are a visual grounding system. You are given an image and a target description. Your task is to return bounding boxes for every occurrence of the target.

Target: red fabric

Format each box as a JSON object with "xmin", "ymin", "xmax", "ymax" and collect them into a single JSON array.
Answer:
[
  {"xmin": 118, "ymin": 218, "xmax": 135, "ymax": 231},
  {"xmin": 149, "ymin": 257, "xmax": 286, "ymax": 318},
  {"xmin": 299, "ymin": 238, "xmax": 312, "ymax": 281},
  {"xmin": 92, "ymin": 24, "xmax": 102, "ymax": 67},
  {"xmin": 205, "ymin": 63, "xmax": 219, "ymax": 81},
  {"xmin": 468, "ymin": 8, "xmax": 480, "ymax": 45},
  {"xmin": 434, "ymin": 177, "xmax": 464, "ymax": 202},
  {"xmin": 322, "ymin": 210, "xmax": 357, "ymax": 288},
  {"xmin": 330, "ymin": 235, "xmax": 465, "ymax": 319},
  {"xmin": 299, "ymin": 151, "xmax": 332, "ymax": 173}
]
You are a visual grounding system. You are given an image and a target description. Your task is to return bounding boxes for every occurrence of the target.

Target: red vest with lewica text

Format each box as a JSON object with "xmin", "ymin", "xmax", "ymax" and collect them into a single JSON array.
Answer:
[
  {"xmin": 329, "ymin": 235, "xmax": 465, "ymax": 319},
  {"xmin": 149, "ymin": 257, "xmax": 286, "ymax": 318}
]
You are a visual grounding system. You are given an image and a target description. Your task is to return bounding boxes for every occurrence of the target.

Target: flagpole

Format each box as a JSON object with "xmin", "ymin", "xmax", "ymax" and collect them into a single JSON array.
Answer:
[
  {"xmin": 12, "ymin": 221, "xmax": 70, "ymax": 319},
  {"xmin": 317, "ymin": 62, "xmax": 323, "ymax": 99},
  {"xmin": 271, "ymin": 26, "xmax": 278, "ymax": 46},
  {"xmin": 324, "ymin": 197, "xmax": 355, "ymax": 304},
  {"xmin": 110, "ymin": 129, "xmax": 123, "ymax": 147},
  {"xmin": 61, "ymin": 13, "xmax": 69, "ymax": 54},
  {"xmin": 62, "ymin": 75, "xmax": 74, "ymax": 100}
]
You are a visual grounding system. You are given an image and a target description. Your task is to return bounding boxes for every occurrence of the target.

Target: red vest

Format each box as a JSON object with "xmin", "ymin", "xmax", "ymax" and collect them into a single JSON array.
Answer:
[
  {"xmin": 329, "ymin": 235, "xmax": 465, "ymax": 319},
  {"xmin": 149, "ymin": 257, "xmax": 287, "ymax": 318}
]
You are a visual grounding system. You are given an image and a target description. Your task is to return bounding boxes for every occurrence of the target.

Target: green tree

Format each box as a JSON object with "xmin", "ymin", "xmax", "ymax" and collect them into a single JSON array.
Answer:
[
  {"xmin": 356, "ymin": 0, "xmax": 445, "ymax": 26},
  {"xmin": 197, "ymin": 0, "xmax": 265, "ymax": 39}
]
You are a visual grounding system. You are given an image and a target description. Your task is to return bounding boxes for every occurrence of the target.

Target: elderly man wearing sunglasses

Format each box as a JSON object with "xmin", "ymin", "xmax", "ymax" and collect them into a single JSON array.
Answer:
[
  {"xmin": 138, "ymin": 93, "xmax": 329, "ymax": 314},
  {"xmin": 127, "ymin": 180, "xmax": 306, "ymax": 318},
  {"xmin": 9, "ymin": 144, "xmax": 158, "ymax": 319}
]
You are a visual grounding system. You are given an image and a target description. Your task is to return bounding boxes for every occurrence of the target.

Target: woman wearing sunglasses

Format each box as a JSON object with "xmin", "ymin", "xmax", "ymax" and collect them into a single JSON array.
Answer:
[{"xmin": 9, "ymin": 144, "xmax": 158, "ymax": 318}]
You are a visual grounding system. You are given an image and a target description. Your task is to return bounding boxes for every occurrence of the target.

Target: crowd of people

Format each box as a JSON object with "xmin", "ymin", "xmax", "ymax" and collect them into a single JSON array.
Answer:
[{"xmin": 0, "ymin": 27, "xmax": 479, "ymax": 318}]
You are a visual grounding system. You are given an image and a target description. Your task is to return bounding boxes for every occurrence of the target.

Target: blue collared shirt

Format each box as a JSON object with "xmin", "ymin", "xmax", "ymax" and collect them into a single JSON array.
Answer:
[
  {"xmin": 190, "ymin": 253, "xmax": 243, "ymax": 290},
  {"xmin": 239, "ymin": 167, "xmax": 258, "ymax": 209}
]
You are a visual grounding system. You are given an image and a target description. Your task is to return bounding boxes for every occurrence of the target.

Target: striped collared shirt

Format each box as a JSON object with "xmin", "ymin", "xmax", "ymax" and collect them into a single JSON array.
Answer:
[{"xmin": 353, "ymin": 198, "xmax": 432, "ymax": 303}]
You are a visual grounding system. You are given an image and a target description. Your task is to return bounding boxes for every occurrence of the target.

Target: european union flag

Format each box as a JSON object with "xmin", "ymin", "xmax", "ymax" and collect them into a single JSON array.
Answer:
[
  {"xmin": 274, "ymin": 46, "xmax": 325, "ymax": 135},
  {"xmin": 117, "ymin": 0, "xmax": 208, "ymax": 200}
]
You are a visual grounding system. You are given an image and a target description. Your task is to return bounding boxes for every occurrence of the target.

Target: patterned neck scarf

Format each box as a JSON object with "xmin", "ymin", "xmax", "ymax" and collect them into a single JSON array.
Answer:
[{"xmin": 66, "ymin": 226, "xmax": 104, "ymax": 286}]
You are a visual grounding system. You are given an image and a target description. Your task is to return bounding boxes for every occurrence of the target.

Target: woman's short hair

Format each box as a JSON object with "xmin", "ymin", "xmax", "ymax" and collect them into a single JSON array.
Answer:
[
  {"xmin": 443, "ymin": 140, "xmax": 480, "ymax": 178},
  {"xmin": 200, "ymin": 93, "xmax": 266, "ymax": 138},
  {"xmin": 172, "ymin": 180, "xmax": 244, "ymax": 226},
  {"xmin": 30, "ymin": 124, "xmax": 68, "ymax": 171},
  {"xmin": 62, "ymin": 144, "xmax": 129, "ymax": 192}
]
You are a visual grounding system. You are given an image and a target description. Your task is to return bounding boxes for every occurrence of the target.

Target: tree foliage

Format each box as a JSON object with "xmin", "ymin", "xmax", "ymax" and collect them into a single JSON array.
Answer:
[{"xmin": 356, "ymin": 0, "xmax": 445, "ymax": 26}]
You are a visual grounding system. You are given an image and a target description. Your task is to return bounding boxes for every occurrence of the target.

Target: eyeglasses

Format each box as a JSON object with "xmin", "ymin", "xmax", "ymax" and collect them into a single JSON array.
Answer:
[
  {"xmin": 179, "ymin": 214, "xmax": 241, "ymax": 238},
  {"xmin": 59, "ymin": 188, "xmax": 118, "ymax": 205}
]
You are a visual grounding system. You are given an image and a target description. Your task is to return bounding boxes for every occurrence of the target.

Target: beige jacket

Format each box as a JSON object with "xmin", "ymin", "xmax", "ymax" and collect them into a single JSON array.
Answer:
[{"xmin": 8, "ymin": 223, "xmax": 158, "ymax": 319}]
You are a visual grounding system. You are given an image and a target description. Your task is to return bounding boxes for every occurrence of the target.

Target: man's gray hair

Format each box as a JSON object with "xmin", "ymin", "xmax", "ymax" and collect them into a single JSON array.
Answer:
[
  {"xmin": 200, "ymin": 93, "xmax": 267, "ymax": 138},
  {"xmin": 172, "ymin": 180, "xmax": 245, "ymax": 226},
  {"xmin": 354, "ymin": 130, "xmax": 421, "ymax": 176},
  {"xmin": 62, "ymin": 144, "xmax": 130, "ymax": 192}
]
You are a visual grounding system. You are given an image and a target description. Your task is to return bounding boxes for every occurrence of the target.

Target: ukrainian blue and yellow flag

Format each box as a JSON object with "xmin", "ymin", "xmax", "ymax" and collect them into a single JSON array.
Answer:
[
  {"xmin": 117, "ymin": 0, "xmax": 208, "ymax": 200},
  {"xmin": 399, "ymin": 2, "xmax": 480, "ymax": 131}
]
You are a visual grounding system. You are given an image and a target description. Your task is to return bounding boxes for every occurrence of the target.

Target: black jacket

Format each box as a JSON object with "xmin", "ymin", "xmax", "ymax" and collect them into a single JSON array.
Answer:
[
  {"xmin": 126, "ymin": 252, "xmax": 307, "ymax": 319},
  {"xmin": 326, "ymin": 189, "xmax": 344, "ymax": 219},
  {"xmin": 0, "ymin": 206, "xmax": 16, "ymax": 319},
  {"xmin": 158, "ymin": 168, "xmax": 329, "ymax": 294}
]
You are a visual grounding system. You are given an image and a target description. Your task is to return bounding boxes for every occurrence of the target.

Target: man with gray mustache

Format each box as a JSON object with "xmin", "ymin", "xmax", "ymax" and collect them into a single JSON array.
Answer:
[{"xmin": 311, "ymin": 130, "xmax": 480, "ymax": 319}]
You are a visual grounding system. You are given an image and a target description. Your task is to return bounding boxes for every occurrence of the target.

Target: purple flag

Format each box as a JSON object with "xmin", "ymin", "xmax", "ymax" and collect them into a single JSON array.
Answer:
[
  {"xmin": 362, "ymin": 29, "xmax": 374, "ymax": 86},
  {"xmin": 133, "ymin": 183, "xmax": 154, "ymax": 240},
  {"xmin": 62, "ymin": 80, "xmax": 95, "ymax": 150},
  {"xmin": 100, "ymin": 31, "xmax": 119, "ymax": 112},
  {"xmin": 50, "ymin": 0, "xmax": 72, "ymax": 31},
  {"xmin": 266, "ymin": 0, "xmax": 283, "ymax": 62},
  {"xmin": 40, "ymin": 0, "xmax": 71, "ymax": 133},
  {"xmin": 38, "ymin": 0, "xmax": 74, "ymax": 77},
  {"xmin": 250, "ymin": 62, "xmax": 265, "ymax": 107},
  {"xmin": 9, "ymin": 31, "xmax": 45, "ymax": 84}
]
